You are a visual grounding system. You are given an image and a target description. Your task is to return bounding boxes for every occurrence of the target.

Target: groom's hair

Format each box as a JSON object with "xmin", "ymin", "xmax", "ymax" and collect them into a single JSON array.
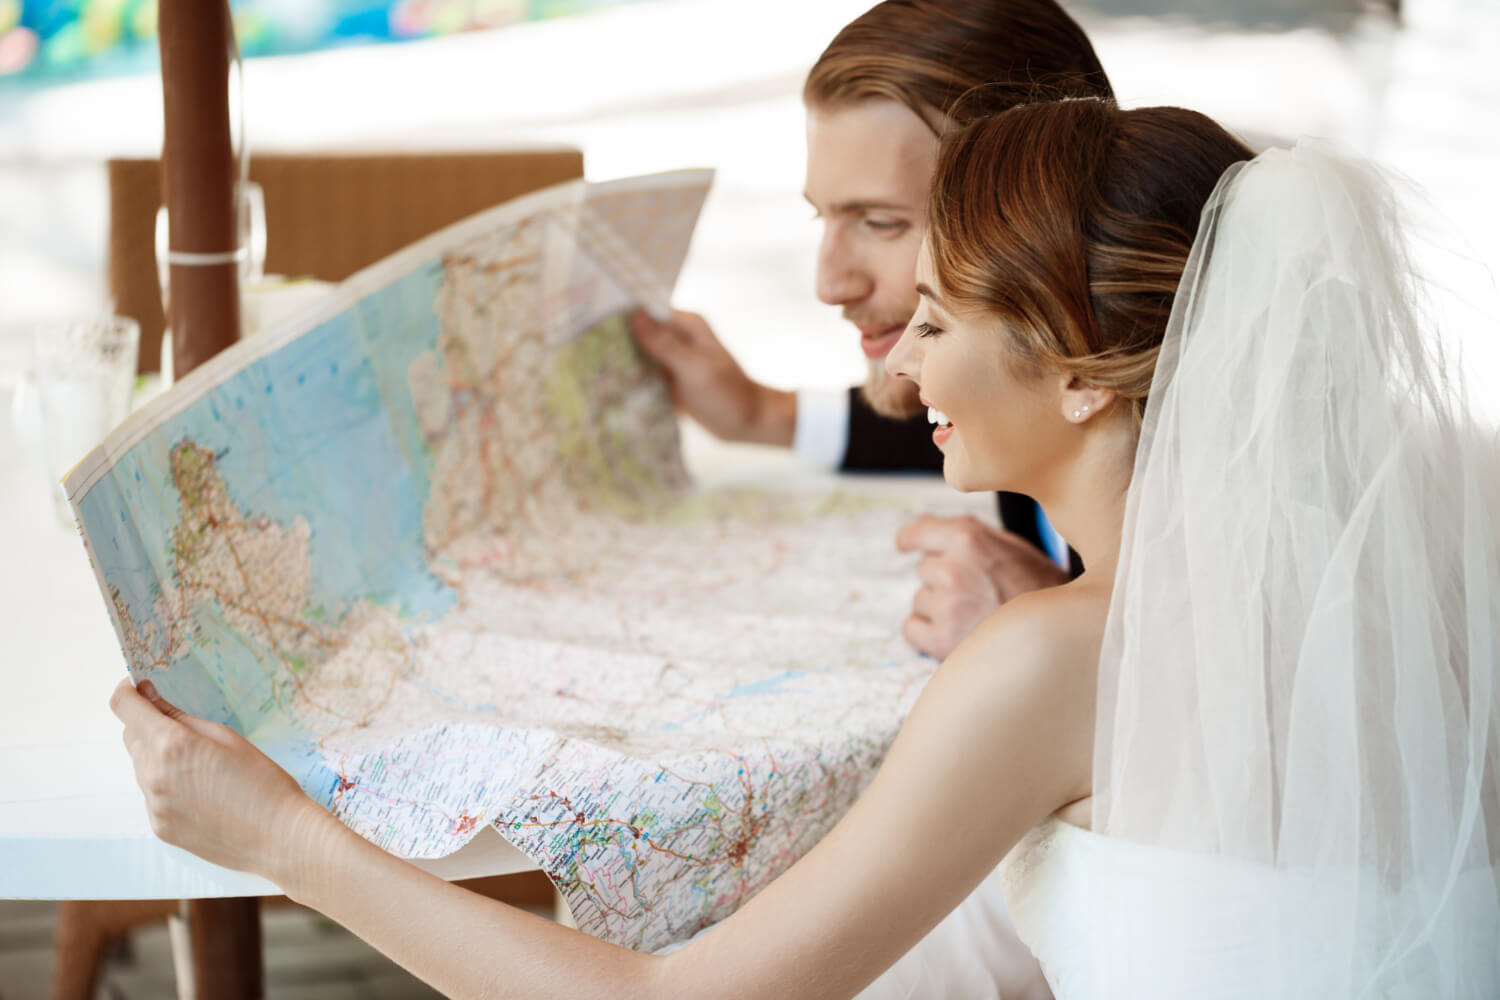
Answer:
[
  {"xmin": 927, "ymin": 98, "xmax": 1252, "ymax": 426},
  {"xmin": 804, "ymin": 0, "xmax": 1113, "ymax": 131}
]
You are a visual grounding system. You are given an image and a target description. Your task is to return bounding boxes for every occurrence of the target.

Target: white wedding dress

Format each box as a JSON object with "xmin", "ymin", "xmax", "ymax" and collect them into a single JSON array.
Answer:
[
  {"xmin": 1000, "ymin": 819, "xmax": 1500, "ymax": 998},
  {"xmin": 853, "ymin": 863, "xmax": 1050, "ymax": 1000},
  {"xmin": 665, "ymin": 858, "xmax": 1053, "ymax": 999},
  {"xmin": 997, "ymin": 142, "xmax": 1500, "ymax": 998}
]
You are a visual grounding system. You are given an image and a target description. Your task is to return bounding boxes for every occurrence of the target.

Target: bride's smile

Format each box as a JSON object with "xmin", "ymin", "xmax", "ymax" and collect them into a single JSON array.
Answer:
[{"xmin": 885, "ymin": 249, "xmax": 1074, "ymax": 499}]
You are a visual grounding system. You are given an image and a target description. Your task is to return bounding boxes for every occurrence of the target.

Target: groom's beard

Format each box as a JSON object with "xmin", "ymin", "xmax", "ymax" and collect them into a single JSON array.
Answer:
[{"xmin": 861, "ymin": 358, "xmax": 924, "ymax": 419}]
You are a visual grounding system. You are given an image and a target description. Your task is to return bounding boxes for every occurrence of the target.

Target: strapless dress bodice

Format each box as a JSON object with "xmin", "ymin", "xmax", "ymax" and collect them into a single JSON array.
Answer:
[{"xmin": 998, "ymin": 819, "xmax": 1499, "ymax": 999}]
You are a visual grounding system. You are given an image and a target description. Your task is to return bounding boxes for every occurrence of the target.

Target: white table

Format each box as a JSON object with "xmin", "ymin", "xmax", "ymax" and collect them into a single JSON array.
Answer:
[
  {"xmin": 0, "ymin": 409, "xmax": 982, "ymax": 900},
  {"xmin": 0, "ymin": 395, "xmax": 981, "ymax": 996}
]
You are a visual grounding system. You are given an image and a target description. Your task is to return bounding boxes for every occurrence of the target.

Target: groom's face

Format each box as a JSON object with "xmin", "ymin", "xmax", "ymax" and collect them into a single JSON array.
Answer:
[{"xmin": 804, "ymin": 99, "xmax": 937, "ymax": 420}]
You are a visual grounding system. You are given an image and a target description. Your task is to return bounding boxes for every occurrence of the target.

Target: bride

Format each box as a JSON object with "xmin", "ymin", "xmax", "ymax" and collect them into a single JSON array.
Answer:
[{"xmin": 110, "ymin": 97, "xmax": 1499, "ymax": 997}]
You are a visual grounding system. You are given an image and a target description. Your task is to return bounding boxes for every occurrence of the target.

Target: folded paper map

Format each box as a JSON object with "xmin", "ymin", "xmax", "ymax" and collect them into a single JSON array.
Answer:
[{"xmin": 66, "ymin": 171, "xmax": 967, "ymax": 950}]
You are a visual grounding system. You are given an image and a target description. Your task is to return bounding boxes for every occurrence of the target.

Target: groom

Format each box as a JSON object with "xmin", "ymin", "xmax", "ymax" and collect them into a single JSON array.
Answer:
[{"xmin": 635, "ymin": 0, "xmax": 1109, "ymax": 660}]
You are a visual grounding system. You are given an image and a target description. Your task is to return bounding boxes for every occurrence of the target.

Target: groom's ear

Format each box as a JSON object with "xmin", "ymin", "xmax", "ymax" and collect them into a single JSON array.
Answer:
[{"xmin": 1058, "ymin": 375, "xmax": 1116, "ymax": 425}]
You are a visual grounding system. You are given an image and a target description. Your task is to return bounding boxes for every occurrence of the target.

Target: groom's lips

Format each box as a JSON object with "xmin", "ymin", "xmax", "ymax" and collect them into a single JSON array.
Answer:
[{"xmin": 857, "ymin": 323, "xmax": 906, "ymax": 359}]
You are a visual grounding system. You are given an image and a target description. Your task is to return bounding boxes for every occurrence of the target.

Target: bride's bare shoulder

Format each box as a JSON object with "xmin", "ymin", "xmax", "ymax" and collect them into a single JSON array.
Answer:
[
  {"xmin": 958, "ymin": 578, "xmax": 1110, "ymax": 682},
  {"xmin": 921, "ymin": 579, "xmax": 1103, "ymax": 809}
]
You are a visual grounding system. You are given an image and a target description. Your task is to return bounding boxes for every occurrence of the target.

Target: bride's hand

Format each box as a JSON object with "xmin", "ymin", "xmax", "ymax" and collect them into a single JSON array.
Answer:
[{"xmin": 110, "ymin": 677, "xmax": 322, "ymax": 877}]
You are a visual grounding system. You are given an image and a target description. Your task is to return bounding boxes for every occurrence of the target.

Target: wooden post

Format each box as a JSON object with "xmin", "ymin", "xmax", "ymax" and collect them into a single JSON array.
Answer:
[
  {"xmin": 159, "ymin": 0, "xmax": 241, "ymax": 374},
  {"xmin": 51, "ymin": 899, "xmax": 177, "ymax": 1000},
  {"xmin": 186, "ymin": 899, "xmax": 263, "ymax": 997},
  {"xmin": 157, "ymin": 1, "xmax": 260, "ymax": 996}
]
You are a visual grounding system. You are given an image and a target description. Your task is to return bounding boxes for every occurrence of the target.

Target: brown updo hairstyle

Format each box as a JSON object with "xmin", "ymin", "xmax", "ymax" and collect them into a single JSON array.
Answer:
[
  {"xmin": 927, "ymin": 97, "xmax": 1254, "ymax": 425},
  {"xmin": 804, "ymin": 0, "xmax": 1114, "ymax": 131}
]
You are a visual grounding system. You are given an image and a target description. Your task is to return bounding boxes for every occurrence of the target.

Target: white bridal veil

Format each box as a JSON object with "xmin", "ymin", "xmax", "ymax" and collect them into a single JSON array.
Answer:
[{"xmin": 1094, "ymin": 142, "xmax": 1500, "ymax": 995}]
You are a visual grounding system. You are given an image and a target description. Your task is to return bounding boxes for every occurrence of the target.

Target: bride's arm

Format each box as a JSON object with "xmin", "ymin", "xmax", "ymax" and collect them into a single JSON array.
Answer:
[{"xmin": 111, "ymin": 589, "xmax": 1094, "ymax": 999}]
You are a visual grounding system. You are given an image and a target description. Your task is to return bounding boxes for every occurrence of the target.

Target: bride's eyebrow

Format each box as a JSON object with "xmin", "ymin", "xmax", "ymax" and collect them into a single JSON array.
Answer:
[{"xmin": 914, "ymin": 281, "xmax": 948, "ymax": 309}]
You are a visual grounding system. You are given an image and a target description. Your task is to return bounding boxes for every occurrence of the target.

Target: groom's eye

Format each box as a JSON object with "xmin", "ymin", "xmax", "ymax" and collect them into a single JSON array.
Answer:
[{"xmin": 864, "ymin": 218, "xmax": 909, "ymax": 235}]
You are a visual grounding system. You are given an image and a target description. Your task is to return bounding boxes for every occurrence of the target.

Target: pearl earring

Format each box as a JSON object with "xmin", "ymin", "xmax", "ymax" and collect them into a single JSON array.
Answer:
[{"xmin": 1073, "ymin": 404, "xmax": 1091, "ymax": 420}]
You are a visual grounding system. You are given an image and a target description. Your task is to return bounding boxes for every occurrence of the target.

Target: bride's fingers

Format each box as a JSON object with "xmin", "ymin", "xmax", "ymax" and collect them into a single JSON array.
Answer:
[
  {"xmin": 109, "ymin": 677, "xmax": 172, "ymax": 736},
  {"xmin": 136, "ymin": 679, "xmax": 248, "ymax": 748},
  {"xmin": 111, "ymin": 678, "xmax": 210, "ymax": 766},
  {"xmin": 138, "ymin": 679, "xmax": 190, "ymax": 722}
]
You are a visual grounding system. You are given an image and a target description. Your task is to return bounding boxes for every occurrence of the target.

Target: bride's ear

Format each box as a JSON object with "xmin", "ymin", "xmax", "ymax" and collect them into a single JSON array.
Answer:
[{"xmin": 1058, "ymin": 375, "xmax": 1115, "ymax": 424}]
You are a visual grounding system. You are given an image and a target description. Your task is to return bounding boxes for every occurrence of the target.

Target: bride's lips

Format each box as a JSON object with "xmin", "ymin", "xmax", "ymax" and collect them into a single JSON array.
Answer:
[
  {"xmin": 921, "ymin": 395, "xmax": 955, "ymax": 447},
  {"xmin": 857, "ymin": 324, "xmax": 905, "ymax": 359}
]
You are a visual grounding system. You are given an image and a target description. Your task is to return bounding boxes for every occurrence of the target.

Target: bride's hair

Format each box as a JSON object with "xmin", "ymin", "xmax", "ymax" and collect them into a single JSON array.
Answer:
[{"xmin": 928, "ymin": 97, "xmax": 1252, "ymax": 425}]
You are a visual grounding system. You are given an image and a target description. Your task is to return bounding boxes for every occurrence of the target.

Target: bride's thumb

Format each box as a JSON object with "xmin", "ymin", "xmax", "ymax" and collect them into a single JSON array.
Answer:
[
  {"xmin": 141, "ymin": 680, "xmax": 246, "ymax": 746},
  {"xmin": 138, "ymin": 680, "xmax": 191, "ymax": 724}
]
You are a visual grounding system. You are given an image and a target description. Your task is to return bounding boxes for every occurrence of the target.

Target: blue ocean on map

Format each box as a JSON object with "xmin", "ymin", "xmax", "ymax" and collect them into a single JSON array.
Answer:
[{"xmin": 77, "ymin": 262, "xmax": 459, "ymax": 747}]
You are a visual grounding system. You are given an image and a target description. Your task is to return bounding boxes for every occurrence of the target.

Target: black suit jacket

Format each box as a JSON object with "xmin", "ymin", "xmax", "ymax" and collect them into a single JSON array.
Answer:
[{"xmin": 838, "ymin": 387, "xmax": 1083, "ymax": 576}]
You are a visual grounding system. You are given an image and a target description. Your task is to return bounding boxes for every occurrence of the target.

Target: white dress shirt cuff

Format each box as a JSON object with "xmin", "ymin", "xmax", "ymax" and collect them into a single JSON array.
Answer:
[{"xmin": 792, "ymin": 388, "xmax": 851, "ymax": 470}]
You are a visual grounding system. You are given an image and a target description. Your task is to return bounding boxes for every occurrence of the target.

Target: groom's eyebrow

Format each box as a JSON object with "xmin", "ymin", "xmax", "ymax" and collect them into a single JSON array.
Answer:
[
  {"xmin": 832, "ymin": 199, "xmax": 909, "ymax": 214},
  {"xmin": 802, "ymin": 193, "xmax": 912, "ymax": 215}
]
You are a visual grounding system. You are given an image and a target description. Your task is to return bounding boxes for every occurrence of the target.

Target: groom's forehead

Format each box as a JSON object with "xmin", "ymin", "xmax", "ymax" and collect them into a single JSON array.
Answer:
[{"xmin": 804, "ymin": 101, "xmax": 937, "ymax": 209}]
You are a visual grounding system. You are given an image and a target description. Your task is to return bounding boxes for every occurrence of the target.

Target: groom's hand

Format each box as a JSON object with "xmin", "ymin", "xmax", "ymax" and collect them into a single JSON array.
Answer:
[
  {"xmin": 632, "ymin": 309, "xmax": 796, "ymax": 447},
  {"xmin": 896, "ymin": 514, "xmax": 1070, "ymax": 659}
]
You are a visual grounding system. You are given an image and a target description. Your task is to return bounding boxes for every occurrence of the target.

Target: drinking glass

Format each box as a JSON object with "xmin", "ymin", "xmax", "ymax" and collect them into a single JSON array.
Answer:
[{"xmin": 31, "ymin": 316, "xmax": 140, "ymax": 527}]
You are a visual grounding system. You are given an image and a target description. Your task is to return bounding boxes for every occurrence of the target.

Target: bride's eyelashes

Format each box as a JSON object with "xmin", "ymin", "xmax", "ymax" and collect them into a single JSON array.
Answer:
[{"xmin": 914, "ymin": 322, "xmax": 944, "ymax": 338}]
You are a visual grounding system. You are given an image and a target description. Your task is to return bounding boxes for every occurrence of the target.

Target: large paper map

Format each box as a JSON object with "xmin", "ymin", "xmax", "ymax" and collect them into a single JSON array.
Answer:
[{"xmin": 66, "ymin": 171, "xmax": 969, "ymax": 951}]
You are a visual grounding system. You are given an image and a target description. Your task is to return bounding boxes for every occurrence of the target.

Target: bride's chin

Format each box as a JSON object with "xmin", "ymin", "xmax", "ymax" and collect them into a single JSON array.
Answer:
[
  {"xmin": 940, "ymin": 459, "xmax": 983, "ymax": 494},
  {"xmin": 942, "ymin": 451, "xmax": 1010, "ymax": 495}
]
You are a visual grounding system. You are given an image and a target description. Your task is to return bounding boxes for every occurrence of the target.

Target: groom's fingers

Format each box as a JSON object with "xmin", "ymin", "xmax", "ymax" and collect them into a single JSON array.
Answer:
[
  {"xmin": 910, "ymin": 585, "xmax": 945, "ymax": 621},
  {"xmin": 901, "ymin": 612, "xmax": 940, "ymax": 656},
  {"xmin": 917, "ymin": 554, "xmax": 973, "ymax": 591},
  {"xmin": 631, "ymin": 310, "xmax": 684, "ymax": 363},
  {"xmin": 895, "ymin": 514, "xmax": 950, "ymax": 554},
  {"xmin": 897, "ymin": 514, "xmax": 1008, "ymax": 563},
  {"xmin": 633, "ymin": 309, "xmax": 708, "ymax": 356}
]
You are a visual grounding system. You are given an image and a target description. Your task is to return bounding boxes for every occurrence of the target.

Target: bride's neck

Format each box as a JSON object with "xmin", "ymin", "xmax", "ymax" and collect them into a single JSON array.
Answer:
[{"xmin": 1031, "ymin": 415, "xmax": 1136, "ymax": 582}]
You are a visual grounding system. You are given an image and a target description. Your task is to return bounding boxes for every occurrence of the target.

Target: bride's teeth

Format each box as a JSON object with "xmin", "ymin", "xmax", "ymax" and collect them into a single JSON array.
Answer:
[{"xmin": 927, "ymin": 406, "xmax": 951, "ymax": 427}]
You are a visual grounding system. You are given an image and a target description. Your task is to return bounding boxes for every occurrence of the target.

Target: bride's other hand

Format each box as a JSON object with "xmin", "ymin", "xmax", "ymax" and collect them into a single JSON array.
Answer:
[
  {"xmin": 109, "ymin": 678, "xmax": 323, "ymax": 876},
  {"xmin": 897, "ymin": 514, "xmax": 1069, "ymax": 658}
]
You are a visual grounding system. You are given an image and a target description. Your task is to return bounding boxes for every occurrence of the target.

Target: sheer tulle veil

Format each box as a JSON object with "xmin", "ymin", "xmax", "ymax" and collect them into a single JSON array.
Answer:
[{"xmin": 1093, "ymin": 141, "xmax": 1500, "ymax": 994}]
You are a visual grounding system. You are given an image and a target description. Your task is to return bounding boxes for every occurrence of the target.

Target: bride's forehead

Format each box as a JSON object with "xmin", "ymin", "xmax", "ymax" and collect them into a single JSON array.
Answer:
[
  {"xmin": 915, "ymin": 240, "xmax": 934, "ymax": 273},
  {"xmin": 913, "ymin": 241, "xmax": 959, "ymax": 309}
]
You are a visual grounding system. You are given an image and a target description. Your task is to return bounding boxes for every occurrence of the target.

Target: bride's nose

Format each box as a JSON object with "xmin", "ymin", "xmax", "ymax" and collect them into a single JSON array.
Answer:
[{"xmin": 885, "ymin": 322, "xmax": 923, "ymax": 383}]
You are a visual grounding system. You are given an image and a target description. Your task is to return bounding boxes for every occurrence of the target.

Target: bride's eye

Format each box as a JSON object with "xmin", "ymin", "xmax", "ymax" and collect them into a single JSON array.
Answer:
[{"xmin": 915, "ymin": 322, "xmax": 943, "ymax": 338}]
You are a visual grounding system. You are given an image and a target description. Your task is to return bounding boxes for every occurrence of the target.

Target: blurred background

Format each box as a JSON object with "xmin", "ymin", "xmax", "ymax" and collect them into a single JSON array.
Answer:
[
  {"xmin": 0, "ymin": 0, "xmax": 646, "ymax": 81},
  {"xmin": 0, "ymin": 1, "xmax": 1496, "ymax": 995},
  {"xmin": 0, "ymin": 0, "xmax": 1495, "ymax": 406}
]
